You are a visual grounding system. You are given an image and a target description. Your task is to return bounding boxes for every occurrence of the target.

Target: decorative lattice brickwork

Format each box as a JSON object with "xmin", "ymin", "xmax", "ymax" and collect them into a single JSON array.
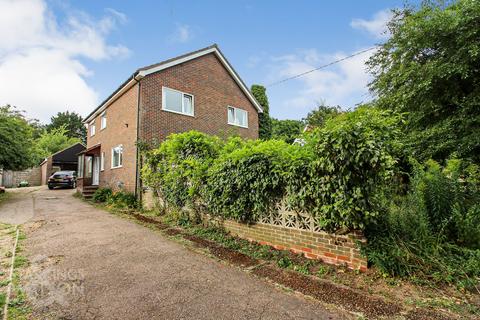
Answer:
[{"xmin": 200, "ymin": 207, "xmax": 368, "ymax": 271}]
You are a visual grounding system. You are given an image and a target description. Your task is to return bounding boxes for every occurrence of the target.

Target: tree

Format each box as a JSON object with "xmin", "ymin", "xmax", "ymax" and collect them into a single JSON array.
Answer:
[
  {"xmin": 0, "ymin": 105, "xmax": 36, "ymax": 170},
  {"xmin": 47, "ymin": 111, "xmax": 86, "ymax": 142},
  {"xmin": 271, "ymin": 118, "xmax": 304, "ymax": 144},
  {"xmin": 303, "ymin": 104, "xmax": 341, "ymax": 128},
  {"xmin": 251, "ymin": 85, "xmax": 272, "ymax": 139},
  {"xmin": 367, "ymin": 0, "xmax": 480, "ymax": 163},
  {"xmin": 34, "ymin": 126, "xmax": 81, "ymax": 161}
]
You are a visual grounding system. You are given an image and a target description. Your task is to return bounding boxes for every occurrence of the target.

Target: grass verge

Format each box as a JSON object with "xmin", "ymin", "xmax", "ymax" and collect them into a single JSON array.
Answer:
[{"xmin": 0, "ymin": 224, "xmax": 30, "ymax": 320}]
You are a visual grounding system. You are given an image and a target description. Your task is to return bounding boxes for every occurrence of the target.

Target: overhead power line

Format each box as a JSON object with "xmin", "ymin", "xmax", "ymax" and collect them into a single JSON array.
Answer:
[{"xmin": 266, "ymin": 46, "xmax": 379, "ymax": 87}]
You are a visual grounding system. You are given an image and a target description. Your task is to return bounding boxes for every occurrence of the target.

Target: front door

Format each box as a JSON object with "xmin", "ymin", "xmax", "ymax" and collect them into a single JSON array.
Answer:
[{"xmin": 92, "ymin": 156, "xmax": 100, "ymax": 185}]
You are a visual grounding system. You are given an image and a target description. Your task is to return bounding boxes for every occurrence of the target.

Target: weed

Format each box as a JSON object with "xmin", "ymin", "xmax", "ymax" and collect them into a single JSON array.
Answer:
[
  {"xmin": 0, "ymin": 279, "xmax": 10, "ymax": 287},
  {"xmin": 277, "ymin": 256, "xmax": 293, "ymax": 269},
  {"xmin": 13, "ymin": 255, "xmax": 27, "ymax": 268},
  {"xmin": 316, "ymin": 265, "xmax": 330, "ymax": 277}
]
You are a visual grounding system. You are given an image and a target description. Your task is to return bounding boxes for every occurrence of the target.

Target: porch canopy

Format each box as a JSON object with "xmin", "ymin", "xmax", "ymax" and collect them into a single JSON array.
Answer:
[{"xmin": 77, "ymin": 144, "xmax": 101, "ymax": 187}]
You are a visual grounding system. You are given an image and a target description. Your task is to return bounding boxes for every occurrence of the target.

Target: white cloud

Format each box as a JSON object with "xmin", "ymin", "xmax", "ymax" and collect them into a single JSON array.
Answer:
[
  {"xmin": 0, "ymin": 0, "xmax": 129, "ymax": 122},
  {"xmin": 268, "ymin": 48, "xmax": 375, "ymax": 112},
  {"xmin": 168, "ymin": 24, "xmax": 193, "ymax": 43},
  {"xmin": 351, "ymin": 9, "xmax": 392, "ymax": 39}
]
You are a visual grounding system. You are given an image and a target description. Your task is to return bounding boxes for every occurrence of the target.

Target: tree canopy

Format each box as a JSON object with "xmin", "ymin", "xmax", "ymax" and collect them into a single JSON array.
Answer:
[
  {"xmin": 303, "ymin": 104, "xmax": 342, "ymax": 128},
  {"xmin": 34, "ymin": 126, "xmax": 81, "ymax": 161},
  {"xmin": 368, "ymin": 0, "xmax": 480, "ymax": 163},
  {"xmin": 251, "ymin": 85, "xmax": 272, "ymax": 139},
  {"xmin": 47, "ymin": 111, "xmax": 86, "ymax": 143},
  {"xmin": 271, "ymin": 118, "xmax": 304, "ymax": 144},
  {"xmin": 0, "ymin": 105, "xmax": 36, "ymax": 170}
]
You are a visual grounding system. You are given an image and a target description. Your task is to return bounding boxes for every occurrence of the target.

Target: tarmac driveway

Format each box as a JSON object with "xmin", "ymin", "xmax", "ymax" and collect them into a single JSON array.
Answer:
[{"xmin": 1, "ymin": 187, "xmax": 341, "ymax": 319}]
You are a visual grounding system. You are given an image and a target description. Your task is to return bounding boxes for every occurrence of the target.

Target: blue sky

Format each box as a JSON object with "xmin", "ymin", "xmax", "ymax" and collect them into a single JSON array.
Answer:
[{"xmin": 0, "ymin": 0, "xmax": 419, "ymax": 122}]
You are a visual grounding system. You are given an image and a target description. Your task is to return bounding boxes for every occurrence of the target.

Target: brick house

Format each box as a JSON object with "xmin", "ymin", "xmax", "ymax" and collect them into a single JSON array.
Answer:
[{"xmin": 77, "ymin": 44, "xmax": 262, "ymax": 198}]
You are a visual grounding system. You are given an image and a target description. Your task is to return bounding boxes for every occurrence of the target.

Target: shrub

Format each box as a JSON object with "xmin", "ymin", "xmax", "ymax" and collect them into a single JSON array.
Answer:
[
  {"xmin": 205, "ymin": 139, "xmax": 292, "ymax": 222},
  {"xmin": 106, "ymin": 191, "xmax": 137, "ymax": 209},
  {"xmin": 286, "ymin": 107, "xmax": 404, "ymax": 231},
  {"xmin": 142, "ymin": 131, "xmax": 222, "ymax": 210},
  {"xmin": 92, "ymin": 187, "xmax": 112, "ymax": 203},
  {"xmin": 364, "ymin": 159, "xmax": 480, "ymax": 288}
]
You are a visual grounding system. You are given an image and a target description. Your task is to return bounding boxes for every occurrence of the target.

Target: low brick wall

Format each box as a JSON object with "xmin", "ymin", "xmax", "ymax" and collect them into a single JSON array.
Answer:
[{"xmin": 222, "ymin": 220, "xmax": 367, "ymax": 271}]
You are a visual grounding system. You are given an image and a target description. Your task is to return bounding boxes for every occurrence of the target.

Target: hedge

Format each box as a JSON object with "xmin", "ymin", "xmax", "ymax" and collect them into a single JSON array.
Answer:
[{"xmin": 142, "ymin": 106, "xmax": 403, "ymax": 232}]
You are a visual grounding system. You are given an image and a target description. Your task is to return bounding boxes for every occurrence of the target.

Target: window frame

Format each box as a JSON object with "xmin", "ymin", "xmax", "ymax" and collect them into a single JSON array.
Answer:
[
  {"xmin": 89, "ymin": 120, "xmax": 96, "ymax": 136},
  {"xmin": 227, "ymin": 106, "xmax": 249, "ymax": 128},
  {"xmin": 100, "ymin": 111, "xmax": 107, "ymax": 130},
  {"xmin": 111, "ymin": 145, "xmax": 123, "ymax": 169},
  {"xmin": 162, "ymin": 86, "xmax": 195, "ymax": 117},
  {"xmin": 77, "ymin": 155, "xmax": 84, "ymax": 178},
  {"xmin": 100, "ymin": 151, "xmax": 105, "ymax": 171}
]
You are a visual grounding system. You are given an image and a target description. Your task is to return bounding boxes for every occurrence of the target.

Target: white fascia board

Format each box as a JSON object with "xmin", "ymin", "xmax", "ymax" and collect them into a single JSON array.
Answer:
[
  {"xmin": 138, "ymin": 48, "xmax": 264, "ymax": 113},
  {"xmin": 84, "ymin": 76, "xmax": 142, "ymax": 123}
]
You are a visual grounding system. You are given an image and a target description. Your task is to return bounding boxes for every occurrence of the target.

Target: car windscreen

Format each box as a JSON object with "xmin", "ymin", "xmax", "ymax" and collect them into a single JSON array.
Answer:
[{"xmin": 54, "ymin": 171, "xmax": 74, "ymax": 175}]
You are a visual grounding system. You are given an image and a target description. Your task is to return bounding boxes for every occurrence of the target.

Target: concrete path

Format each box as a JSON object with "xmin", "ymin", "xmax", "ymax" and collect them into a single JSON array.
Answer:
[
  {"xmin": 11, "ymin": 188, "xmax": 343, "ymax": 319},
  {"xmin": 0, "ymin": 186, "xmax": 41, "ymax": 224}
]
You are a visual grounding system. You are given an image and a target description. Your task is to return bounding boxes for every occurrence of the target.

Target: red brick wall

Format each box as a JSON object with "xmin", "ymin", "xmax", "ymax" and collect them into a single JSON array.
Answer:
[
  {"xmin": 223, "ymin": 220, "xmax": 367, "ymax": 271},
  {"xmin": 139, "ymin": 53, "xmax": 259, "ymax": 144},
  {"xmin": 86, "ymin": 83, "xmax": 139, "ymax": 192}
]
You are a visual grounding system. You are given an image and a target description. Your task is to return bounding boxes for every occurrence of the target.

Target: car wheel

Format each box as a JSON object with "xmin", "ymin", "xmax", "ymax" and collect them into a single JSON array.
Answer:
[
  {"xmin": 48, "ymin": 186, "xmax": 54, "ymax": 190},
  {"xmin": 71, "ymin": 181, "xmax": 76, "ymax": 189}
]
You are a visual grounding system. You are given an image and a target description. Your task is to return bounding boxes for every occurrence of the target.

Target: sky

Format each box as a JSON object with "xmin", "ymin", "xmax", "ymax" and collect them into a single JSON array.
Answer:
[{"xmin": 0, "ymin": 0, "xmax": 419, "ymax": 123}]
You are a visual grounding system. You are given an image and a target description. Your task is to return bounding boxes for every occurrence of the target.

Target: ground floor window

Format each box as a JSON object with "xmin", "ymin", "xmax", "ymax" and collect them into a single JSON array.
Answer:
[
  {"xmin": 77, "ymin": 155, "xmax": 84, "ymax": 178},
  {"xmin": 85, "ymin": 156, "xmax": 92, "ymax": 178},
  {"xmin": 112, "ymin": 145, "xmax": 123, "ymax": 168},
  {"xmin": 100, "ymin": 152, "xmax": 105, "ymax": 171}
]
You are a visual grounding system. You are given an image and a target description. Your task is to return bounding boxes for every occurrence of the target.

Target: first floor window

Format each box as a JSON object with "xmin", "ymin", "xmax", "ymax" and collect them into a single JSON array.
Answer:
[
  {"xmin": 100, "ymin": 152, "xmax": 105, "ymax": 171},
  {"xmin": 90, "ymin": 120, "xmax": 96, "ymax": 136},
  {"xmin": 77, "ymin": 155, "xmax": 84, "ymax": 178},
  {"xmin": 227, "ymin": 106, "xmax": 248, "ymax": 128},
  {"xmin": 112, "ymin": 145, "xmax": 123, "ymax": 168},
  {"xmin": 101, "ymin": 112, "xmax": 107, "ymax": 130},
  {"xmin": 162, "ymin": 86, "xmax": 194, "ymax": 116}
]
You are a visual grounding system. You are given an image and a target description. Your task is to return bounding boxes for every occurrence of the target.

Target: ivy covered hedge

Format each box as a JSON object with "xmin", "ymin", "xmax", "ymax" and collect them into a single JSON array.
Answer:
[{"xmin": 142, "ymin": 106, "xmax": 402, "ymax": 232}]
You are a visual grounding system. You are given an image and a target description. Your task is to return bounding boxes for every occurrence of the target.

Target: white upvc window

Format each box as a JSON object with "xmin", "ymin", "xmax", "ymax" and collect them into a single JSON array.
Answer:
[
  {"xmin": 100, "ymin": 152, "xmax": 105, "ymax": 171},
  {"xmin": 89, "ymin": 120, "xmax": 96, "ymax": 136},
  {"xmin": 100, "ymin": 112, "xmax": 107, "ymax": 130},
  {"xmin": 85, "ymin": 156, "xmax": 92, "ymax": 177},
  {"xmin": 162, "ymin": 86, "xmax": 194, "ymax": 116},
  {"xmin": 227, "ymin": 106, "xmax": 248, "ymax": 128},
  {"xmin": 111, "ymin": 145, "xmax": 123, "ymax": 169},
  {"xmin": 77, "ymin": 155, "xmax": 84, "ymax": 178}
]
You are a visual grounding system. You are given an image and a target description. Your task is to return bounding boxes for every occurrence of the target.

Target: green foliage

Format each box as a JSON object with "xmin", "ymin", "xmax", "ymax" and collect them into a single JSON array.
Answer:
[
  {"xmin": 142, "ymin": 131, "xmax": 221, "ymax": 210},
  {"xmin": 368, "ymin": 0, "xmax": 480, "ymax": 162},
  {"xmin": 0, "ymin": 105, "xmax": 36, "ymax": 170},
  {"xmin": 93, "ymin": 187, "xmax": 113, "ymax": 203},
  {"xmin": 205, "ymin": 140, "xmax": 291, "ymax": 222},
  {"xmin": 287, "ymin": 106, "xmax": 404, "ymax": 230},
  {"xmin": 34, "ymin": 126, "xmax": 81, "ymax": 161},
  {"xmin": 303, "ymin": 104, "xmax": 342, "ymax": 128},
  {"xmin": 106, "ymin": 191, "xmax": 137, "ymax": 209},
  {"xmin": 46, "ymin": 111, "xmax": 86, "ymax": 143},
  {"xmin": 364, "ymin": 159, "xmax": 480, "ymax": 288},
  {"xmin": 144, "ymin": 107, "xmax": 401, "ymax": 231},
  {"xmin": 251, "ymin": 84, "xmax": 272, "ymax": 139},
  {"xmin": 271, "ymin": 118, "xmax": 304, "ymax": 143}
]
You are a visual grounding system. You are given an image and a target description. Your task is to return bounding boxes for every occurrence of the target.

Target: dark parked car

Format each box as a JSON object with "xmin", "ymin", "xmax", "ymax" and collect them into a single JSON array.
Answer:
[{"xmin": 48, "ymin": 171, "xmax": 77, "ymax": 189}]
